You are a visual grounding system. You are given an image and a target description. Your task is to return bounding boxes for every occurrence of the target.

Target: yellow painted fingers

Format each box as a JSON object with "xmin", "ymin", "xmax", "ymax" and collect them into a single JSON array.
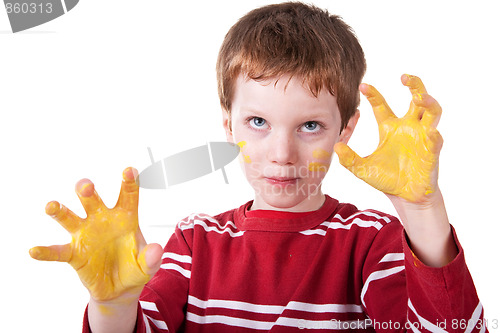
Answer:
[
  {"xmin": 45, "ymin": 200, "xmax": 82, "ymax": 233},
  {"xmin": 359, "ymin": 83, "xmax": 396, "ymax": 125},
  {"xmin": 29, "ymin": 244, "xmax": 72, "ymax": 262},
  {"xmin": 412, "ymin": 93, "xmax": 443, "ymax": 128},
  {"xmin": 75, "ymin": 179, "xmax": 107, "ymax": 216},
  {"xmin": 115, "ymin": 167, "xmax": 140, "ymax": 211}
]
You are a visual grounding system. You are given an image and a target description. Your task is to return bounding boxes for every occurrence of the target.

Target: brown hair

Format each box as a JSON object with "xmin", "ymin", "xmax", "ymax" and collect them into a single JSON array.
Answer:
[{"xmin": 216, "ymin": 2, "xmax": 366, "ymax": 132}]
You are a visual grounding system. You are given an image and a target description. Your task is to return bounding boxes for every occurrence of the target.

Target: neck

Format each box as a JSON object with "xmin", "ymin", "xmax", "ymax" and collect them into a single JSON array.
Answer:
[{"xmin": 250, "ymin": 192, "xmax": 326, "ymax": 212}]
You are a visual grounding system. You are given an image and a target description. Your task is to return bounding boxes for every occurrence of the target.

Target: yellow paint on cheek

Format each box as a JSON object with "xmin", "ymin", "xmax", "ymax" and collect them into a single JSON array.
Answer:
[
  {"xmin": 308, "ymin": 162, "xmax": 328, "ymax": 173},
  {"xmin": 312, "ymin": 149, "xmax": 332, "ymax": 160},
  {"xmin": 237, "ymin": 141, "xmax": 252, "ymax": 163},
  {"xmin": 308, "ymin": 149, "xmax": 333, "ymax": 173}
]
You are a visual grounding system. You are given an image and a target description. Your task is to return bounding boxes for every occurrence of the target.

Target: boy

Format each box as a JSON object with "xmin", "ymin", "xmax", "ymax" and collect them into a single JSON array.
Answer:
[{"xmin": 30, "ymin": 2, "xmax": 486, "ymax": 332}]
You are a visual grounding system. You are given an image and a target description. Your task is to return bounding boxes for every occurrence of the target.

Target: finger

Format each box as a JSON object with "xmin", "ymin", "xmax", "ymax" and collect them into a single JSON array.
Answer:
[
  {"xmin": 115, "ymin": 167, "xmax": 139, "ymax": 211},
  {"xmin": 413, "ymin": 94, "xmax": 443, "ymax": 128},
  {"xmin": 45, "ymin": 201, "xmax": 82, "ymax": 233},
  {"xmin": 334, "ymin": 142, "xmax": 365, "ymax": 170},
  {"xmin": 29, "ymin": 244, "xmax": 72, "ymax": 262},
  {"xmin": 401, "ymin": 74, "xmax": 428, "ymax": 119},
  {"xmin": 136, "ymin": 226, "xmax": 147, "ymax": 249},
  {"xmin": 137, "ymin": 243, "xmax": 163, "ymax": 277},
  {"xmin": 359, "ymin": 83, "xmax": 396, "ymax": 125},
  {"xmin": 426, "ymin": 128, "xmax": 444, "ymax": 155},
  {"xmin": 75, "ymin": 179, "xmax": 106, "ymax": 216},
  {"xmin": 401, "ymin": 74, "xmax": 427, "ymax": 95}
]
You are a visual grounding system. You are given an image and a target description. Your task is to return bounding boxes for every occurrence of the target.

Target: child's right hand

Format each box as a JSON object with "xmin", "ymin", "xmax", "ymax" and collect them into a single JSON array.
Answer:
[{"xmin": 30, "ymin": 167, "xmax": 163, "ymax": 303}]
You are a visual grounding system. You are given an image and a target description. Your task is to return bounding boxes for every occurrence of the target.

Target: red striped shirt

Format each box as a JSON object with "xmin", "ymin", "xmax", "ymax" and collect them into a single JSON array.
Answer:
[{"xmin": 83, "ymin": 195, "xmax": 487, "ymax": 332}]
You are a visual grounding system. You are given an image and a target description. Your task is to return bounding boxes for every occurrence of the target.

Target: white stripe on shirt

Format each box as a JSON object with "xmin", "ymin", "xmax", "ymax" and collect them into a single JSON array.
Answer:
[
  {"xmin": 143, "ymin": 313, "xmax": 152, "ymax": 333},
  {"xmin": 160, "ymin": 263, "xmax": 191, "ymax": 278},
  {"xmin": 380, "ymin": 253, "xmax": 405, "ymax": 263},
  {"xmin": 187, "ymin": 312, "xmax": 273, "ymax": 330},
  {"xmin": 408, "ymin": 299, "xmax": 447, "ymax": 333},
  {"xmin": 286, "ymin": 301, "xmax": 363, "ymax": 313},
  {"xmin": 187, "ymin": 312, "xmax": 370, "ymax": 330},
  {"xmin": 361, "ymin": 266, "xmax": 405, "ymax": 308},
  {"xmin": 189, "ymin": 295, "xmax": 283, "ymax": 314},
  {"xmin": 300, "ymin": 218, "xmax": 385, "ymax": 236},
  {"xmin": 335, "ymin": 211, "xmax": 392, "ymax": 224},
  {"xmin": 140, "ymin": 300, "xmax": 159, "ymax": 312},
  {"xmin": 300, "ymin": 210, "xmax": 394, "ymax": 236},
  {"xmin": 144, "ymin": 314, "xmax": 169, "ymax": 331},
  {"xmin": 465, "ymin": 301, "xmax": 483, "ymax": 333},
  {"xmin": 189, "ymin": 295, "xmax": 363, "ymax": 315},
  {"xmin": 162, "ymin": 252, "xmax": 192, "ymax": 264},
  {"xmin": 179, "ymin": 215, "xmax": 244, "ymax": 237},
  {"xmin": 140, "ymin": 301, "xmax": 169, "ymax": 331}
]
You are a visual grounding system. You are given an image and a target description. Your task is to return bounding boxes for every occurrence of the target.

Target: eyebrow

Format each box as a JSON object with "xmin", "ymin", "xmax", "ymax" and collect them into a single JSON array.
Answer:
[
  {"xmin": 239, "ymin": 107, "xmax": 265, "ymax": 114},
  {"xmin": 240, "ymin": 107, "xmax": 334, "ymax": 122},
  {"xmin": 238, "ymin": 108, "xmax": 271, "ymax": 120}
]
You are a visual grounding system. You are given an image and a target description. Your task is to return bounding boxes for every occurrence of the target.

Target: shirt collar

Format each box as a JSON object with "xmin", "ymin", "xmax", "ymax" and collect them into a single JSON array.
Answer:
[{"xmin": 234, "ymin": 195, "xmax": 339, "ymax": 232}]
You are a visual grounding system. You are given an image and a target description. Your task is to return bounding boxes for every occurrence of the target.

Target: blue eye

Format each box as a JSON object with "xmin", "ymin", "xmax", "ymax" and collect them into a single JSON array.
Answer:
[
  {"xmin": 250, "ymin": 117, "xmax": 267, "ymax": 129},
  {"xmin": 302, "ymin": 121, "xmax": 320, "ymax": 133}
]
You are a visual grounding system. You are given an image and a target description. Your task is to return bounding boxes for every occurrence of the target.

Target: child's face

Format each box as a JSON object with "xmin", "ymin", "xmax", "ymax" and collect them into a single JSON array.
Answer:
[{"xmin": 223, "ymin": 74, "xmax": 358, "ymax": 212}]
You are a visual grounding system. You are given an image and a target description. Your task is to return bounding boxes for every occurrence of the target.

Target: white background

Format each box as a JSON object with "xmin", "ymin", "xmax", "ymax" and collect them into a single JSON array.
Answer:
[{"xmin": 1, "ymin": 0, "xmax": 498, "ymax": 331}]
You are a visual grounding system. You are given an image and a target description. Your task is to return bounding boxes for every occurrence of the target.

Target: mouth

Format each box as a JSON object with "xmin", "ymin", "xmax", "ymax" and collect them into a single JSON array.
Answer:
[{"xmin": 264, "ymin": 177, "xmax": 299, "ymax": 186}]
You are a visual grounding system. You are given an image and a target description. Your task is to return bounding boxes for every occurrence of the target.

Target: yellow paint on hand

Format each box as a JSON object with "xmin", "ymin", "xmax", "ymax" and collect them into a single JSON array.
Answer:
[
  {"xmin": 29, "ymin": 168, "xmax": 152, "ymax": 304},
  {"xmin": 335, "ymin": 76, "xmax": 442, "ymax": 203},
  {"xmin": 98, "ymin": 304, "xmax": 114, "ymax": 316}
]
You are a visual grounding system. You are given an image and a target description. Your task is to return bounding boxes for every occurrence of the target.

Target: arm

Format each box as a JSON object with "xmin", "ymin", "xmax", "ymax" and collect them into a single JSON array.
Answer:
[
  {"xmin": 388, "ymin": 188, "xmax": 457, "ymax": 267},
  {"xmin": 336, "ymin": 75, "xmax": 487, "ymax": 331},
  {"xmin": 30, "ymin": 167, "xmax": 163, "ymax": 333},
  {"xmin": 335, "ymin": 74, "xmax": 456, "ymax": 267},
  {"xmin": 361, "ymin": 218, "xmax": 486, "ymax": 332}
]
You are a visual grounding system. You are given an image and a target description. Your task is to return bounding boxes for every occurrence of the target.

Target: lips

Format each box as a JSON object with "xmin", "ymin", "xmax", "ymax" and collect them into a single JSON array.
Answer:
[{"xmin": 265, "ymin": 177, "xmax": 299, "ymax": 186}]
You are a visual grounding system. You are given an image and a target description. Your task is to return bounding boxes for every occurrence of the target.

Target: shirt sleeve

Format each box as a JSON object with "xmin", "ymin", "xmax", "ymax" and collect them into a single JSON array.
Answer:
[
  {"xmin": 82, "ymin": 223, "xmax": 192, "ymax": 333},
  {"xmin": 362, "ymin": 220, "xmax": 488, "ymax": 332},
  {"xmin": 402, "ymin": 225, "xmax": 488, "ymax": 332}
]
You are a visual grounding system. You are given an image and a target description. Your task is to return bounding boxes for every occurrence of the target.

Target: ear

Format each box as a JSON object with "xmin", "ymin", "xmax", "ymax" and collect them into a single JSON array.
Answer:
[
  {"xmin": 338, "ymin": 110, "xmax": 360, "ymax": 144},
  {"xmin": 222, "ymin": 109, "xmax": 234, "ymax": 143}
]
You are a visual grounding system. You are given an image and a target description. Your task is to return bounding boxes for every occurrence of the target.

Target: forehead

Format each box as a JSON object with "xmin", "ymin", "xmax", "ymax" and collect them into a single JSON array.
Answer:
[{"xmin": 232, "ymin": 74, "xmax": 340, "ymax": 120}]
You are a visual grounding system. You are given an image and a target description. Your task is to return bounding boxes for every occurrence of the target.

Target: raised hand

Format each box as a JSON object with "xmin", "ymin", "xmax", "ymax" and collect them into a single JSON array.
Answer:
[
  {"xmin": 30, "ymin": 167, "xmax": 162, "ymax": 302},
  {"xmin": 334, "ymin": 75, "xmax": 443, "ymax": 203}
]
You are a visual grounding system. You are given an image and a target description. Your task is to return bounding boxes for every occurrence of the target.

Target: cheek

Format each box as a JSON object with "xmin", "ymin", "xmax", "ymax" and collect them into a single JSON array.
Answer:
[
  {"xmin": 307, "ymin": 148, "xmax": 333, "ymax": 173},
  {"xmin": 237, "ymin": 141, "xmax": 252, "ymax": 164}
]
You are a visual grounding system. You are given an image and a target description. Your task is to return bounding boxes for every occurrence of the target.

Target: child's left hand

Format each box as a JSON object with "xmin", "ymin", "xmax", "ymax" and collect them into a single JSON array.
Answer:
[{"xmin": 334, "ymin": 75, "xmax": 443, "ymax": 203}]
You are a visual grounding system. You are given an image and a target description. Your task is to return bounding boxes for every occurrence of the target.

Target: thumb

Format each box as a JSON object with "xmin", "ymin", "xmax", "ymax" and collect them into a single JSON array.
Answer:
[
  {"xmin": 334, "ymin": 142, "xmax": 363, "ymax": 170},
  {"xmin": 138, "ymin": 243, "xmax": 163, "ymax": 277}
]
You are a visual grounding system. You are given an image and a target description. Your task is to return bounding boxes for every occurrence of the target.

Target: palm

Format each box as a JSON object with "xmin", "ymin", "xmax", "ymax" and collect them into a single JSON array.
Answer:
[
  {"xmin": 71, "ymin": 207, "xmax": 147, "ymax": 300},
  {"xmin": 335, "ymin": 75, "xmax": 443, "ymax": 203},
  {"xmin": 30, "ymin": 168, "xmax": 151, "ymax": 301}
]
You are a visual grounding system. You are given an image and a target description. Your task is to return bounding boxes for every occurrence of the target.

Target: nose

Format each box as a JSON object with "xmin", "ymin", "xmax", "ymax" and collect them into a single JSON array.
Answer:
[{"xmin": 267, "ymin": 131, "xmax": 298, "ymax": 165}]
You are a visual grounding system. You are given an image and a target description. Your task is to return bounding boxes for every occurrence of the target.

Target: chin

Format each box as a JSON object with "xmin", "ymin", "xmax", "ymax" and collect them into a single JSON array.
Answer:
[
  {"xmin": 250, "ymin": 179, "xmax": 324, "ymax": 211},
  {"xmin": 254, "ymin": 190, "xmax": 314, "ymax": 211},
  {"xmin": 268, "ymin": 195, "xmax": 305, "ymax": 209}
]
